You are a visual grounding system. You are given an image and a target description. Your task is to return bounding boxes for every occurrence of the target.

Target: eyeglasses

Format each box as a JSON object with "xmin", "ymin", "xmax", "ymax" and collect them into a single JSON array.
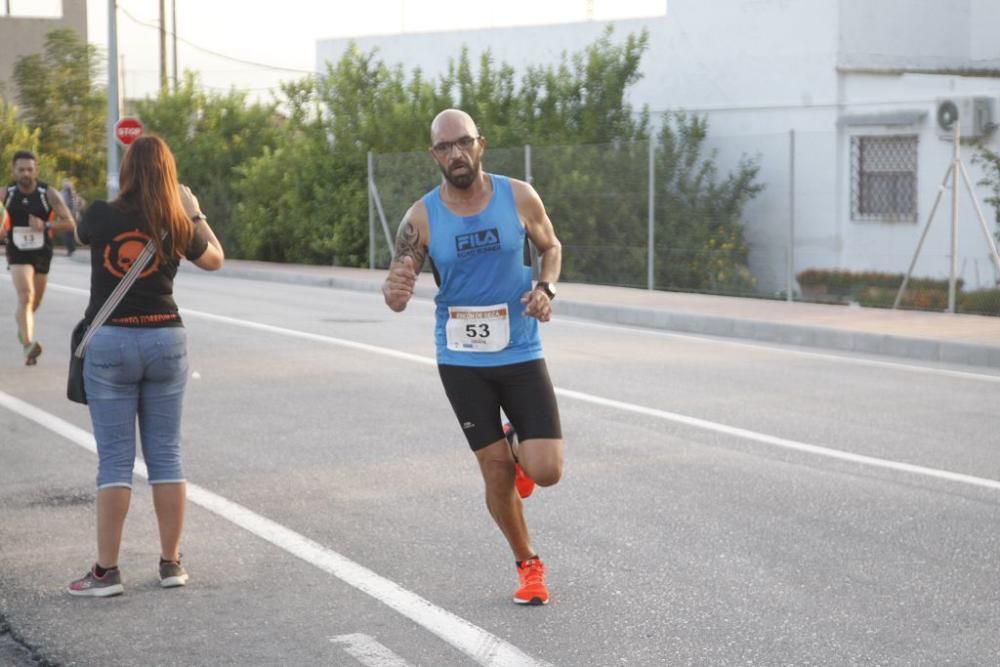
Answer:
[{"xmin": 431, "ymin": 135, "xmax": 479, "ymax": 156}]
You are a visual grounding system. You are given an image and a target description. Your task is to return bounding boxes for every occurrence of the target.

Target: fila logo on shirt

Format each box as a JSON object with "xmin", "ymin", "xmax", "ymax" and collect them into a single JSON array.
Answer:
[{"xmin": 455, "ymin": 228, "xmax": 500, "ymax": 258}]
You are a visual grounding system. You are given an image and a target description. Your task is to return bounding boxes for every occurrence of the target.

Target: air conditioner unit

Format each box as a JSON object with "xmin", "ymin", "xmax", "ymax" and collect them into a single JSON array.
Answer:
[{"xmin": 936, "ymin": 97, "xmax": 997, "ymax": 141}]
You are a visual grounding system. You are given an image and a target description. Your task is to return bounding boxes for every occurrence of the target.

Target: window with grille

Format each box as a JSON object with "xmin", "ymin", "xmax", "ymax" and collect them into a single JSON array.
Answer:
[{"xmin": 850, "ymin": 135, "xmax": 918, "ymax": 222}]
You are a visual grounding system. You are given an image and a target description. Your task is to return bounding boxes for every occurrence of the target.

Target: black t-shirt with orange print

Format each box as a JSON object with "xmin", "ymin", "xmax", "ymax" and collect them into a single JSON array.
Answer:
[{"xmin": 77, "ymin": 200, "xmax": 210, "ymax": 327}]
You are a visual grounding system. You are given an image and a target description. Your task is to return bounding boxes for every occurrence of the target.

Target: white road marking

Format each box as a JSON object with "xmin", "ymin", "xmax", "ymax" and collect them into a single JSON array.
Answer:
[
  {"xmin": 331, "ymin": 634, "xmax": 413, "ymax": 667},
  {"xmin": 180, "ymin": 309, "xmax": 1000, "ymax": 495},
  {"xmin": 45, "ymin": 283, "xmax": 1000, "ymax": 494},
  {"xmin": 0, "ymin": 392, "xmax": 552, "ymax": 667},
  {"xmin": 553, "ymin": 389, "xmax": 1000, "ymax": 493},
  {"xmin": 188, "ymin": 309, "xmax": 436, "ymax": 366}
]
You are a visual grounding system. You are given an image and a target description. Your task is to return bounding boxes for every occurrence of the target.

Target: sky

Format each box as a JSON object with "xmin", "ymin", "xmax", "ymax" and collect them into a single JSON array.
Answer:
[{"xmin": 5, "ymin": 0, "xmax": 666, "ymax": 100}]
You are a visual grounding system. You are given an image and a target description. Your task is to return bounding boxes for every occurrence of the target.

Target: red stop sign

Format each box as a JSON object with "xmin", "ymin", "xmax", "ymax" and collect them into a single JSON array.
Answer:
[{"xmin": 114, "ymin": 117, "xmax": 144, "ymax": 146}]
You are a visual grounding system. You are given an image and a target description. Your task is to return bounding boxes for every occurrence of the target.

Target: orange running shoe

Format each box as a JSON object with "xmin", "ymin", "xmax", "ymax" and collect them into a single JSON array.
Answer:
[
  {"xmin": 514, "ymin": 463, "xmax": 535, "ymax": 499},
  {"xmin": 503, "ymin": 422, "xmax": 535, "ymax": 499},
  {"xmin": 513, "ymin": 558, "xmax": 549, "ymax": 606}
]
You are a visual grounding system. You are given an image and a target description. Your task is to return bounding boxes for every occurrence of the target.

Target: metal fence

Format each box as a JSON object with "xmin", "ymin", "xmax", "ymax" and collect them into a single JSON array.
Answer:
[{"xmin": 368, "ymin": 133, "xmax": 1000, "ymax": 316}]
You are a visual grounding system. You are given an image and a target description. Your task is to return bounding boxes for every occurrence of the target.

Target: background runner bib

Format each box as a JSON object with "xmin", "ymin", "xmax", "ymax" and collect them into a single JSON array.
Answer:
[{"xmin": 11, "ymin": 227, "xmax": 44, "ymax": 250}]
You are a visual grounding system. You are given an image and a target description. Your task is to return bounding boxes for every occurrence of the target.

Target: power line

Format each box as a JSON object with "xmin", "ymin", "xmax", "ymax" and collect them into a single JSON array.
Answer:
[
  {"xmin": 119, "ymin": 69, "xmax": 288, "ymax": 93},
  {"xmin": 117, "ymin": 5, "xmax": 315, "ymax": 76}
]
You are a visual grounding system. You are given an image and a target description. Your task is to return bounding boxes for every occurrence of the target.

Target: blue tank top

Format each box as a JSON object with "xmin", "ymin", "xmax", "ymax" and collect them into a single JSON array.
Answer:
[{"xmin": 425, "ymin": 174, "xmax": 543, "ymax": 367}]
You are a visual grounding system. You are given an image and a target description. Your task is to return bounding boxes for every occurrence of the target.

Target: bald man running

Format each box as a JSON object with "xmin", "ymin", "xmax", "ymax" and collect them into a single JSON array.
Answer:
[
  {"xmin": 1, "ymin": 150, "xmax": 76, "ymax": 365},
  {"xmin": 383, "ymin": 109, "xmax": 565, "ymax": 606}
]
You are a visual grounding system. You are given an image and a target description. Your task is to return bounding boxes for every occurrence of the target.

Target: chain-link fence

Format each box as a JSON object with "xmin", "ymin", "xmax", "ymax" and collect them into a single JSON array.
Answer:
[
  {"xmin": 369, "ymin": 133, "xmax": 1000, "ymax": 316},
  {"xmin": 371, "ymin": 140, "xmax": 770, "ymax": 297}
]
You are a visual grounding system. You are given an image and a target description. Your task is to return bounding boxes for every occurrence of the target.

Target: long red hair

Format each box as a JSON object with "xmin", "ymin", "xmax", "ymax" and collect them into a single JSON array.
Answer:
[{"xmin": 113, "ymin": 135, "xmax": 193, "ymax": 263}]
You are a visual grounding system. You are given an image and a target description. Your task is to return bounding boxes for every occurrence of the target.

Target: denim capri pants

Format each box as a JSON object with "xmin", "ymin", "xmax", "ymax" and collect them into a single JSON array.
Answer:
[{"xmin": 84, "ymin": 325, "xmax": 189, "ymax": 489}]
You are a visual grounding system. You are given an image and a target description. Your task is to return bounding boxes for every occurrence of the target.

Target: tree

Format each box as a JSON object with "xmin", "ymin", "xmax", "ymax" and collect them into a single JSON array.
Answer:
[
  {"xmin": 975, "ymin": 146, "xmax": 1000, "ymax": 243},
  {"xmin": 233, "ymin": 28, "xmax": 657, "ymax": 268},
  {"xmin": 653, "ymin": 112, "xmax": 763, "ymax": 293},
  {"xmin": 135, "ymin": 73, "xmax": 283, "ymax": 253},
  {"xmin": 13, "ymin": 28, "xmax": 105, "ymax": 200},
  {"xmin": 518, "ymin": 27, "xmax": 649, "ymax": 145},
  {"xmin": 229, "ymin": 27, "xmax": 761, "ymax": 290},
  {"xmin": 234, "ymin": 47, "xmax": 451, "ymax": 265},
  {"xmin": 0, "ymin": 100, "xmax": 61, "ymax": 183}
]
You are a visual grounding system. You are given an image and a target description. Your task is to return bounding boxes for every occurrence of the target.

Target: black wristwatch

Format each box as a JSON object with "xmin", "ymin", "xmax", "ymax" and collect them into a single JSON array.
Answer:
[{"xmin": 535, "ymin": 281, "xmax": 556, "ymax": 300}]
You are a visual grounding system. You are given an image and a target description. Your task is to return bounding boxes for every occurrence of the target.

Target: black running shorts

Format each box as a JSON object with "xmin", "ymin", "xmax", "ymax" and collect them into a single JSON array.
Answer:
[
  {"xmin": 6, "ymin": 246, "xmax": 53, "ymax": 274},
  {"xmin": 438, "ymin": 359, "xmax": 562, "ymax": 451}
]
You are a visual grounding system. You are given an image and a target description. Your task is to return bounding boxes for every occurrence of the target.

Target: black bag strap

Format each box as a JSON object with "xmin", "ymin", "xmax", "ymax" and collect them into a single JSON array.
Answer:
[{"xmin": 73, "ymin": 237, "xmax": 158, "ymax": 358}]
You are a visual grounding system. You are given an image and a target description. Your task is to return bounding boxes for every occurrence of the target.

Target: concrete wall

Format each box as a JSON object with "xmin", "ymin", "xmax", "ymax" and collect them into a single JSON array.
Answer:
[
  {"xmin": 970, "ymin": 0, "xmax": 1000, "ymax": 66},
  {"xmin": 840, "ymin": 0, "xmax": 968, "ymax": 69},
  {"xmin": 839, "ymin": 0, "xmax": 1000, "ymax": 70},
  {"xmin": 0, "ymin": 0, "xmax": 87, "ymax": 105},
  {"xmin": 316, "ymin": 0, "xmax": 841, "ymax": 119}
]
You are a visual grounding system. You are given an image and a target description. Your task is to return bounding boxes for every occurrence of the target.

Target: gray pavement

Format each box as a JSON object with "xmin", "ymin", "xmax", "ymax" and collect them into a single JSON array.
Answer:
[
  {"xmin": 3, "ymin": 256, "xmax": 999, "ymax": 665},
  {"xmin": 0, "ymin": 627, "xmax": 43, "ymax": 667},
  {"xmin": 203, "ymin": 258, "xmax": 1000, "ymax": 369}
]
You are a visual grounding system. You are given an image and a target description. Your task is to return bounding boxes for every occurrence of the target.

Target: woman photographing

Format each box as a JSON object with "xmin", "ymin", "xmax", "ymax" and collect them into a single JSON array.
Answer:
[{"xmin": 68, "ymin": 135, "xmax": 224, "ymax": 597}]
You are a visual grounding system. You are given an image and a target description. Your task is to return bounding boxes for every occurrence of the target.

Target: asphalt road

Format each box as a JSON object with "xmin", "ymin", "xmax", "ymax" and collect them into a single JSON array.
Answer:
[{"xmin": 1, "ymin": 257, "xmax": 999, "ymax": 666}]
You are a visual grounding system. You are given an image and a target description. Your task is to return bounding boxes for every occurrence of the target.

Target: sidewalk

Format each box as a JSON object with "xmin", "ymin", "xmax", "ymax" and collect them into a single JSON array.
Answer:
[{"xmin": 210, "ymin": 259, "xmax": 1000, "ymax": 369}]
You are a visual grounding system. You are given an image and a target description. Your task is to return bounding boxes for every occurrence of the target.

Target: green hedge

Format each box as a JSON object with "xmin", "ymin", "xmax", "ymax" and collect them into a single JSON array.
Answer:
[
  {"xmin": 959, "ymin": 289, "xmax": 1000, "ymax": 316},
  {"xmin": 857, "ymin": 286, "xmax": 950, "ymax": 310},
  {"xmin": 795, "ymin": 268, "xmax": 974, "ymax": 312},
  {"xmin": 796, "ymin": 269, "xmax": 959, "ymax": 295}
]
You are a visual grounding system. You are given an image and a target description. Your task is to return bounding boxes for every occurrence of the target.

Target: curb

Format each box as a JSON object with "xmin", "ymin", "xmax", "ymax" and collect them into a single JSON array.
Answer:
[{"xmin": 553, "ymin": 300, "xmax": 1000, "ymax": 369}]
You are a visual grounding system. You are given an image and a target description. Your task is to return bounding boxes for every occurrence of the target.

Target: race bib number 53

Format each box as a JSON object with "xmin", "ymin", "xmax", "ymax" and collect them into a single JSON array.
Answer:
[
  {"xmin": 446, "ymin": 303, "xmax": 511, "ymax": 353},
  {"xmin": 12, "ymin": 227, "xmax": 44, "ymax": 251}
]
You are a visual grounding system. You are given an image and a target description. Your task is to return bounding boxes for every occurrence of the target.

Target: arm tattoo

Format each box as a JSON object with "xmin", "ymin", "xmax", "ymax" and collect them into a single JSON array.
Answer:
[{"xmin": 394, "ymin": 218, "xmax": 426, "ymax": 271}]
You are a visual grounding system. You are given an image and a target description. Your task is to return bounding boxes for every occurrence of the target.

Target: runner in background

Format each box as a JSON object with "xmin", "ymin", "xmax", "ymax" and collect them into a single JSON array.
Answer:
[
  {"xmin": 0, "ymin": 150, "xmax": 76, "ymax": 365},
  {"xmin": 60, "ymin": 178, "xmax": 82, "ymax": 257}
]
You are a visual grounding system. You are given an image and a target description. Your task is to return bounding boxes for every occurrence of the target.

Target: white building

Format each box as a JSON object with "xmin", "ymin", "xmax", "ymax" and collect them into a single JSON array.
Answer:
[{"xmin": 317, "ymin": 0, "xmax": 1000, "ymax": 292}]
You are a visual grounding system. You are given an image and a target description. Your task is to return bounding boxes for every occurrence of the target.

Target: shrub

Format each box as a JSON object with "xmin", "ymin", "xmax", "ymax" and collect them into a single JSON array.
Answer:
[
  {"xmin": 858, "ymin": 286, "xmax": 950, "ymax": 311},
  {"xmin": 959, "ymin": 289, "xmax": 1000, "ymax": 316},
  {"xmin": 797, "ymin": 268, "xmax": 962, "ymax": 308}
]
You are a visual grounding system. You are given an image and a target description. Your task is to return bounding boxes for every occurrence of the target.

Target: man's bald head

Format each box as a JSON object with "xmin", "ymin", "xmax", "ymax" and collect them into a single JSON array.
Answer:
[
  {"xmin": 428, "ymin": 108, "xmax": 485, "ymax": 190},
  {"xmin": 430, "ymin": 109, "xmax": 478, "ymax": 143}
]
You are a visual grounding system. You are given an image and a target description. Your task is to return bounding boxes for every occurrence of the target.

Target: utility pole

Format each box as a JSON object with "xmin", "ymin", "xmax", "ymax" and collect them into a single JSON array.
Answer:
[
  {"xmin": 159, "ymin": 0, "xmax": 167, "ymax": 91},
  {"xmin": 171, "ymin": 0, "xmax": 178, "ymax": 91},
  {"xmin": 119, "ymin": 54, "xmax": 126, "ymax": 117},
  {"xmin": 106, "ymin": 0, "xmax": 120, "ymax": 198},
  {"xmin": 949, "ymin": 121, "xmax": 960, "ymax": 312}
]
